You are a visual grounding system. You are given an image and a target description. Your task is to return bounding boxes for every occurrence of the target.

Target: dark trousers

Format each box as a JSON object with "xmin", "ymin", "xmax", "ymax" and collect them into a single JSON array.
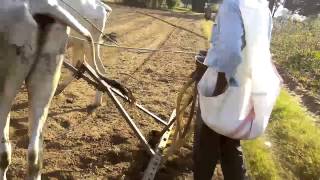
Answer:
[{"xmin": 193, "ymin": 108, "xmax": 246, "ymax": 180}]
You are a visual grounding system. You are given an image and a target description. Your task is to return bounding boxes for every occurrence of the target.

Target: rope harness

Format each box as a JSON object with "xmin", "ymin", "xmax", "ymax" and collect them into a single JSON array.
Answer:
[
  {"xmin": 163, "ymin": 52, "xmax": 207, "ymax": 160},
  {"xmin": 164, "ymin": 77, "xmax": 197, "ymax": 159}
]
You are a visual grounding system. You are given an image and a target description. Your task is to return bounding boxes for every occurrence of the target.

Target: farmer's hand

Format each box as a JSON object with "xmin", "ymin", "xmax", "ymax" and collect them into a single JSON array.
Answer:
[
  {"xmin": 192, "ymin": 69, "xmax": 206, "ymax": 82},
  {"xmin": 192, "ymin": 58, "xmax": 208, "ymax": 82},
  {"xmin": 212, "ymin": 72, "xmax": 228, "ymax": 96}
]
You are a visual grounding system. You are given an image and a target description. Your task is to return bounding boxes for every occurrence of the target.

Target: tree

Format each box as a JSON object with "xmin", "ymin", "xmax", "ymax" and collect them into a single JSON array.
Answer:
[
  {"xmin": 146, "ymin": 0, "xmax": 165, "ymax": 8},
  {"xmin": 181, "ymin": 0, "xmax": 191, "ymax": 8},
  {"xmin": 269, "ymin": 0, "xmax": 276, "ymax": 12},
  {"xmin": 166, "ymin": 0, "xmax": 179, "ymax": 9},
  {"xmin": 192, "ymin": 0, "xmax": 206, "ymax": 12},
  {"xmin": 284, "ymin": 0, "xmax": 320, "ymax": 16}
]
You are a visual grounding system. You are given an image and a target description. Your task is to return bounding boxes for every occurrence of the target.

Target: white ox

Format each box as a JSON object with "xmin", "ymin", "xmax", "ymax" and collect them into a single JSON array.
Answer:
[
  {"xmin": 0, "ymin": 0, "xmax": 95, "ymax": 179},
  {"xmin": 57, "ymin": 0, "xmax": 113, "ymax": 107}
]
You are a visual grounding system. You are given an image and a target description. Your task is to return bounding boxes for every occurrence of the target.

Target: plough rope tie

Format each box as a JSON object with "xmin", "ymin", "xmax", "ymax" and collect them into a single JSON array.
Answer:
[
  {"xmin": 69, "ymin": 35, "xmax": 198, "ymax": 55},
  {"xmin": 163, "ymin": 77, "xmax": 197, "ymax": 160}
]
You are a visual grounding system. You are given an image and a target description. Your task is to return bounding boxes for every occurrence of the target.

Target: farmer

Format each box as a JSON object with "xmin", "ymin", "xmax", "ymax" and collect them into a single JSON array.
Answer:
[{"xmin": 193, "ymin": 0, "xmax": 274, "ymax": 179}]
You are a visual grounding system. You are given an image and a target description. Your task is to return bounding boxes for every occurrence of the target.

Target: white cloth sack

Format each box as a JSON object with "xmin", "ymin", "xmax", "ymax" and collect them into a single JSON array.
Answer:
[{"xmin": 198, "ymin": 0, "xmax": 282, "ymax": 140}]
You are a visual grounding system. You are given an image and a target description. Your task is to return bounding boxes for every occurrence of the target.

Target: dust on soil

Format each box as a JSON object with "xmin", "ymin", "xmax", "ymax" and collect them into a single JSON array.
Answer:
[{"xmin": 6, "ymin": 4, "xmax": 220, "ymax": 180}]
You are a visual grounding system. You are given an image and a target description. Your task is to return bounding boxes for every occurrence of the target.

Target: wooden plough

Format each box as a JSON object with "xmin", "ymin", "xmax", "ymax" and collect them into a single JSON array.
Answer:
[
  {"xmin": 58, "ymin": 59, "xmax": 196, "ymax": 179},
  {"xmin": 54, "ymin": 6, "xmax": 201, "ymax": 178}
]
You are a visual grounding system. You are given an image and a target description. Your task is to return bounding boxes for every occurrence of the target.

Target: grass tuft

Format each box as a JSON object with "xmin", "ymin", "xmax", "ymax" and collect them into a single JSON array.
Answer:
[
  {"xmin": 269, "ymin": 90, "xmax": 320, "ymax": 179},
  {"xmin": 242, "ymin": 138, "xmax": 281, "ymax": 180},
  {"xmin": 172, "ymin": 7, "xmax": 192, "ymax": 13}
]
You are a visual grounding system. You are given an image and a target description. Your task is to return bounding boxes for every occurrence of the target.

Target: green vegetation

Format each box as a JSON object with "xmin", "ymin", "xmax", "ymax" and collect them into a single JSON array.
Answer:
[
  {"xmin": 272, "ymin": 19, "xmax": 320, "ymax": 95},
  {"xmin": 242, "ymin": 138, "xmax": 281, "ymax": 180},
  {"xmin": 210, "ymin": 3, "xmax": 220, "ymax": 13},
  {"xmin": 166, "ymin": 0, "xmax": 179, "ymax": 9},
  {"xmin": 173, "ymin": 6, "xmax": 192, "ymax": 13},
  {"xmin": 201, "ymin": 18, "xmax": 320, "ymax": 180},
  {"xmin": 269, "ymin": 90, "xmax": 320, "ymax": 179}
]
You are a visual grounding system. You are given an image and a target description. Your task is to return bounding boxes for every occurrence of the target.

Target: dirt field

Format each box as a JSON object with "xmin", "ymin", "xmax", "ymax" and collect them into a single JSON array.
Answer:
[{"xmin": 7, "ymin": 4, "xmax": 209, "ymax": 179}]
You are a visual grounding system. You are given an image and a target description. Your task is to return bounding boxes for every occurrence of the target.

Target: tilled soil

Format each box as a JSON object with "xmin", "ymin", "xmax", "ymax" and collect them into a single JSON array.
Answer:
[{"xmin": 7, "ymin": 4, "xmax": 211, "ymax": 180}]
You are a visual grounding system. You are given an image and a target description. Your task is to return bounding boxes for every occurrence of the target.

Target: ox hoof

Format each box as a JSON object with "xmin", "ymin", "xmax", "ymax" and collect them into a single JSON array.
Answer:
[
  {"xmin": 87, "ymin": 104, "xmax": 99, "ymax": 114},
  {"xmin": 92, "ymin": 101, "xmax": 102, "ymax": 107}
]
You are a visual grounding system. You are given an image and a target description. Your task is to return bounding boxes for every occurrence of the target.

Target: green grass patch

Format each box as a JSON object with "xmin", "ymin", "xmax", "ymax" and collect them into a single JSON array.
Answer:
[
  {"xmin": 166, "ymin": 0, "xmax": 179, "ymax": 9},
  {"xmin": 172, "ymin": 6, "xmax": 192, "ymax": 13},
  {"xmin": 272, "ymin": 19, "xmax": 320, "ymax": 95},
  {"xmin": 269, "ymin": 90, "xmax": 320, "ymax": 179},
  {"xmin": 210, "ymin": 3, "xmax": 220, "ymax": 13},
  {"xmin": 242, "ymin": 138, "xmax": 281, "ymax": 180}
]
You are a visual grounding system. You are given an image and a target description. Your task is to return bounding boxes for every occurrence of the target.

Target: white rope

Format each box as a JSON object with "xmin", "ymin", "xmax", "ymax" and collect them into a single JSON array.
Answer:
[{"xmin": 69, "ymin": 35, "xmax": 198, "ymax": 55}]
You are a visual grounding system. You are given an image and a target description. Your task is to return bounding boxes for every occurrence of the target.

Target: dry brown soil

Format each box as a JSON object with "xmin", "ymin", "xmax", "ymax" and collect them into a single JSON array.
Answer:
[{"xmin": 6, "ymin": 4, "xmax": 214, "ymax": 180}]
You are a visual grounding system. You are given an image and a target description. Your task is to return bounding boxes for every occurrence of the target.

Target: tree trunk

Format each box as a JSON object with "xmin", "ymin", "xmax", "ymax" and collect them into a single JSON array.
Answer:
[
  {"xmin": 268, "ymin": 0, "xmax": 275, "ymax": 12},
  {"xmin": 145, "ymin": 0, "xmax": 163, "ymax": 8},
  {"xmin": 192, "ymin": 0, "xmax": 206, "ymax": 12}
]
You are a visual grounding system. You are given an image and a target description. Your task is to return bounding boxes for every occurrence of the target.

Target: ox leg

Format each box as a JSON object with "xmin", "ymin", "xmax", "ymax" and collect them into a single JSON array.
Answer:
[
  {"xmin": 26, "ymin": 23, "xmax": 66, "ymax": 180},
  {"xmin": 88, "ymin": 28, "xmax": 108, "ymax": 107},
  {"xmin": 26, "ymin": 56, "xmax": 63, "ymax": 180},
  {"xmin": 0, "ymin": 113, "xmax": 11, "ymax": 180},
  {"xmin": 54, "ymin": 41, "xmax": 83, "ymax": 96},
  {"xmin": 0, "ymin": 45, "xmax": 33, "ymax": 180},
  {"xmin": 93, "ymin": 43, "xmax": 106, "ymax": 107}
]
